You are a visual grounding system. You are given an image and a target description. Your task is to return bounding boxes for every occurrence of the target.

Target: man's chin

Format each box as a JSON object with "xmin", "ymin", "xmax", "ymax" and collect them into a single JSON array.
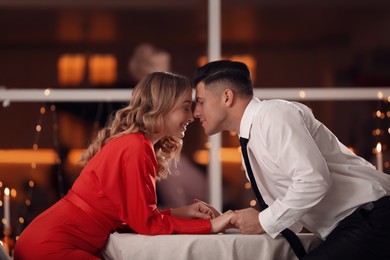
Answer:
[{"xmin": 204, "ymin": 128, "xmax": 218, "ymax": 136}]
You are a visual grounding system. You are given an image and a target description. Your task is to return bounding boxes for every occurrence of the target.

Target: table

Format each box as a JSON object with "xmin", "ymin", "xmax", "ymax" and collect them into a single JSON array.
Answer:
[{"xmin": 102, "ymin": 230, "xmax": 322, "ymax": 260}]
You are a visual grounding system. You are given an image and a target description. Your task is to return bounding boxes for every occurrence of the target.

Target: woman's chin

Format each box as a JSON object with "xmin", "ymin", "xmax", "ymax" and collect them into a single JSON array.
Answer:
[{"xmin": 176, "ymin": 131, "xmax": 186, "ymax": 139}]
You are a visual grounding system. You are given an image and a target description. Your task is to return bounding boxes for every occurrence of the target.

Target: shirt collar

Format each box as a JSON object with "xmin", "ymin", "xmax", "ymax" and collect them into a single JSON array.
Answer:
[{"xmin": 239, "ymin": 97, "xmax": 260, "ymax": 139}]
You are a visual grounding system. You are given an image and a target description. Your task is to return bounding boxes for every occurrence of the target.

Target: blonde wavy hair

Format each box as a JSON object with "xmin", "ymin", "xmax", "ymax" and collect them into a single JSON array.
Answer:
[{"xmin": 81, "ymin": 71, "xmax": 193, "ymax": 179}]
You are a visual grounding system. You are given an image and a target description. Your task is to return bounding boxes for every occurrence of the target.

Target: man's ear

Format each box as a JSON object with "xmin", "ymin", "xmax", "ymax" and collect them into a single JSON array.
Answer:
[{"xmin": 223, "ymin": 89, "xmax": 234, "ymax": 107}]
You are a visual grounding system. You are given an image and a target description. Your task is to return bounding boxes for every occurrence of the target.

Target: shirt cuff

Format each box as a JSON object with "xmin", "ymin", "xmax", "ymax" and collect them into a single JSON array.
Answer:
[{"xmin": 259, "ymin": 208, "xmax": 294, "ymax": 238}]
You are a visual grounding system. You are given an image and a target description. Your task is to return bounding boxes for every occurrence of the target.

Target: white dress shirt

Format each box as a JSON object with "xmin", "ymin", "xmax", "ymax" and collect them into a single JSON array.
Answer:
[{"xmin": 239, "ymin": 97, "xmax": 390, "ymax": 240}]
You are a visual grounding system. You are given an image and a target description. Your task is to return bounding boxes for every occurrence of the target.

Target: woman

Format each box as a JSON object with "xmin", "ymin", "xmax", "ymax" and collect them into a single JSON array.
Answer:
[{"xmin": 14, "ymin": 72, "xmax": 233, "ymax": 259}]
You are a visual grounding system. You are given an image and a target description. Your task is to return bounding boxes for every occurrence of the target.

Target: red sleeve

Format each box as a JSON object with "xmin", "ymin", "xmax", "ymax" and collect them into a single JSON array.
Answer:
[
  {"xmin": 120, "ymin": 134, "xmax": 211, "ymax": 235},
  {"xmin": 160, "ymin": 209, "xmax": 171, "ymax": 215}
]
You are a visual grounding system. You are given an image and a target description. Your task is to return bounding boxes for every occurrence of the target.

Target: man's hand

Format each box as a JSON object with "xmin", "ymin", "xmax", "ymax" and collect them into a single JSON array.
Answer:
[{"xmin": 230, "ymin": 207, "xmax": 265, "ymax": 234}]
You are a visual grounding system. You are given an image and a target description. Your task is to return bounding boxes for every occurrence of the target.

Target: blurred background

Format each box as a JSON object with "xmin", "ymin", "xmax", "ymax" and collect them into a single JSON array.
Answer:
[{"xmin": 0, "ymin": 0, "xmax": 390, "ymax": 242}]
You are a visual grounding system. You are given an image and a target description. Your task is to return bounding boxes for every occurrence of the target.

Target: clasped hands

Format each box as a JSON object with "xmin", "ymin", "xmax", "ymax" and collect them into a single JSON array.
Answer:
[
  {"xmin": 211, "ymin": 207, "xmax": 265, "ymax": 234},
  {"xmin": 171, "ymin": 199, "xmax": 264, "ymax": 234}
]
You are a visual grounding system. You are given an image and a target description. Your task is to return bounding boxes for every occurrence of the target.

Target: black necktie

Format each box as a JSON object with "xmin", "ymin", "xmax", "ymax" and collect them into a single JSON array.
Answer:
[{"xmin": 239, "ymin": 137, "xmax": 307, "ymax": 259}]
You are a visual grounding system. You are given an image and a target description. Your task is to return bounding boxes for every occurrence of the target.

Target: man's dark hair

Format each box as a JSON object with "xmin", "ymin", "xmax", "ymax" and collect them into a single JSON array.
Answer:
[{"xmin": 193, "ymin": 60, "xmax": 254, "ymax": 97}]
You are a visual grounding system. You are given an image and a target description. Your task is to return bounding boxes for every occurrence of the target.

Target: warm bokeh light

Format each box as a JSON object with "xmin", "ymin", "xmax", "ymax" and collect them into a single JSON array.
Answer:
[
  {"xmin": 0, "ymin": 149, "xmax": 58, "ymax": 164},
  {"xmin": 44, "ymin": 89, "xmax": 51, "ymax": 96},
  {"xmin": 385, "ymin": 162, "xmax": 389, "ymax": 168},
  {"xmin": 372, "ymin": 129, "xmax": 382, "ymax": 136},
  {"xmin": 10, "ymin": 189, "xmax": 17, "ymax": 198},
  {"xmin": 39, "ymin": 106, "xmax": 46, "ymax": 115},
  {"xmin": 347, "ymin": 146, "xmax": 356, "ymax": 154},
  {"xmin": 58, "ymin": 54, "xmax": 86, "ymax": 86},
  {"xmin": 58, "ymin": 53, "xmax": 119, "ymax": 86},
  {"xmin": 193, "ymin": 147, "xmax": 242, "ymax": 165},
  {"xmin": 376, "ymin": 110, "xmax": 382, "ymax": 118},
  {"xmin": 88, "ymin": 54, "xmax": 117, "ymax": 85},
  {"xmin": 0, "ymin": 149, "xmax": 84, "ymax": 165},
  {"xmin": 67, "ymin": 149, "xmax": 85, "ymax": 166}
]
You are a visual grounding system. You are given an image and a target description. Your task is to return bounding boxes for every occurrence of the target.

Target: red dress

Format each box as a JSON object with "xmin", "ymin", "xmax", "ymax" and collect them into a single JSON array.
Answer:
[{"xmin": 14, "ymin": 133, "xmax": 211, "ymax": 260}]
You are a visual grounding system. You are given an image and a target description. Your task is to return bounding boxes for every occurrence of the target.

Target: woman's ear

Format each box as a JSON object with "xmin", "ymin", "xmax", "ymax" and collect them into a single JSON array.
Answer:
[{"xmin": 223, "ymin": 89, "xmax": 234, "ymax": 107}]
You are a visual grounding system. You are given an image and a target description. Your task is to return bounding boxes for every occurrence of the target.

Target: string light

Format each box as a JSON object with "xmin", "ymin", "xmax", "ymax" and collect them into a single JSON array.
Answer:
[
  {"xmin": 50, "ymin": 104, "xmax": 65, "ymax": 198},
  {"xmin": 17, "ymin": 104, "xmax": 47, "ymax": 236},
  {"xmin": 249, "ymin": 200, "xmax": 257, "ymax": 207},
  {"xmin": 44, "ymin": 89, "xmax": 51, "ymax": 97},
  {"xmin": 17, "ymin": 102, "xmax": 65, "ymax": 238}
]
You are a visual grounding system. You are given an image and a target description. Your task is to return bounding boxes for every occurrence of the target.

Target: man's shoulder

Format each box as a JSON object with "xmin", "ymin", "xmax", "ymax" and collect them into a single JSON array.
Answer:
[
  {"xmin": 257, "ymin": 99, "xmax": 294, "ymax": 113},
  {"xmin": 254, "ymin": 100, "xmax": 311, "ymax": 126}
]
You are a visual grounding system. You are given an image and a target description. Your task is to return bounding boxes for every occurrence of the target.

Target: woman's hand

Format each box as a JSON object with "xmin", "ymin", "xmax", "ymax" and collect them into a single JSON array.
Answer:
[
  {"xmin": 210, "ymin": 210, "xmax": 236, "ymax": 233},
  {"xmin": 193, "ymin": 199, "xmax": 222, "ymax": 218},
  {"xmin": 170, "ymin": 200, "xmax": 219, "ymax": 220}
]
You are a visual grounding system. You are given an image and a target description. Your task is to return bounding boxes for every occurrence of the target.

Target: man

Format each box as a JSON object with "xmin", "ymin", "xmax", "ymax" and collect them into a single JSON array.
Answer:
[{"xmin": 193, "ymin": 60, "xmax": 390, "ymax": 259}]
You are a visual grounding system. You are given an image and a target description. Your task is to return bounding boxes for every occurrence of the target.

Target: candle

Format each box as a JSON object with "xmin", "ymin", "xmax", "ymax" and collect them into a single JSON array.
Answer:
[
  {"xmin": 3, "ymin": 187, "xmax": 10, "ymax": 231},
  {"xmin": 376, "ymin": 142, "xmax": 383, "ymax": 172}
]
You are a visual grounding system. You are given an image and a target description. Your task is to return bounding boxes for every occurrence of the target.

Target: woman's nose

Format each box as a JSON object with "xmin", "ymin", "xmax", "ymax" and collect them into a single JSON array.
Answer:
[{"xmin": 188, "ymin": 112, "xmax": 194, "ymax": 123}]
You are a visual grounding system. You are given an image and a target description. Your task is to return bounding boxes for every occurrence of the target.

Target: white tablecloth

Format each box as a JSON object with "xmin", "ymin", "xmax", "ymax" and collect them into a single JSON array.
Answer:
[{"xmin": 102, "ymin": 230, "xmax": 322, "ymax": 260}]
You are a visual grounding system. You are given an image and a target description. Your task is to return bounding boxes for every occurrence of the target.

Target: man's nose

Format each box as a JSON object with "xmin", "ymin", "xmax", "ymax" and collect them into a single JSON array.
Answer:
[{"xmin": 193, "ymin": 105, "xmax": 200, "ymax": 118}]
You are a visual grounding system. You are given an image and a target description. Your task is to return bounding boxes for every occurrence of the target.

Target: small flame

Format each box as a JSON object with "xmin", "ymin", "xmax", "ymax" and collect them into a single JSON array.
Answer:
[{"xmin": 376, "ymin": 142, "xmax": 382, "ymax": 153}]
